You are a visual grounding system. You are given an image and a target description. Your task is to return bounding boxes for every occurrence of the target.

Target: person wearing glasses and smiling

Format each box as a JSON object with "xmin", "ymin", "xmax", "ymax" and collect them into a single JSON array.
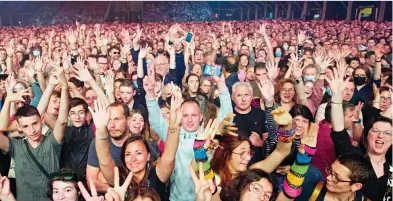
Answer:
[{"xmin": 328, "ymin": 67, "xmax": 392, "ymax": 201}]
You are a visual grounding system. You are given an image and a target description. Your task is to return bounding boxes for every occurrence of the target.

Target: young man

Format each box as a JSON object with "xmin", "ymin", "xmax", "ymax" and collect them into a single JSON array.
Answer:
[
  {"xmin": 119, "ymin": 79, "xmax": 147, "ymax": 117},
  {"xmin": 0, "ymin": 68, "xmax": 68, "ymax": 201},
  {"xmin": 60, "ymin": 98, "xmax": 95, "ymax": 181}
]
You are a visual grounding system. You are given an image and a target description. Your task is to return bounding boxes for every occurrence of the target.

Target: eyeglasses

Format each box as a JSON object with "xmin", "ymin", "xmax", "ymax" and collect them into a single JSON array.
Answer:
[
  {"xmin": 249, "ymin": 183, "xmax": 272, "ymax": 200},
  {"xmin": 380, "ymin": 97, "xmax": 391, "ymax": 102},
  {"xmin": 232, "ymin": 149, "xmax": 254, "ymax": 159},
  {"xmin": 280, "ymin": 88, "xmax": 295, "ymax": 93},
  {"xmin": 370, "ymin": 128, "xmax": 392, "ymax": 138},
  {"xmin": 69, "ymin": 111, "xmax": 86, "ymax": 118},
  {"xmin": 325, "ymin": 166, "xmax": 352, "ymax": 184}
]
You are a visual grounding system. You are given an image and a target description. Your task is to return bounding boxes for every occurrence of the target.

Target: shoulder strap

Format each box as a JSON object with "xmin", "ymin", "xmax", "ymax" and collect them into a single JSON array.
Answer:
[
  {"xmin": 24, "ymin": 140, "xmax": 50, "ymax": 179},
  {"xmin": 309, "ymin": 181, "xmax": 324, "ymax": 201}
]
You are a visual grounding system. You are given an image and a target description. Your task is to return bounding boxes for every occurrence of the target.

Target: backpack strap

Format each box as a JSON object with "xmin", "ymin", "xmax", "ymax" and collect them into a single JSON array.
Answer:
[
  {"xmin": 24, "ymin": 140, "xmax": 50, "ymax": 179},
  {"xmin": 309, "ymin": 181, "xmax": 324, "ymax": 201}
]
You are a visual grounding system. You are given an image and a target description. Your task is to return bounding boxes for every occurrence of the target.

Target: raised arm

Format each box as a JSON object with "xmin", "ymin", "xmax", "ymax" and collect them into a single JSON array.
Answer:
[
  {"xmin": 48, "ymin": 30, "xmax": 55, "ymax": 60},
  {"xmin": 258, "ymin": 24, "xmax": 274, "ymax": 62},
  {"xmin": 328, "ymin": 68, "xmax": 349, "ymax": 132},
  {"xmin": 137, "ymin": 45, "xmax": 149, "ymax": 78},
  {"xmin": 291, "ymin": 58, "xmax": 307, "ymax": 105},
  {"xmin": 156, "ymin": 89, "xmax": 181, "ymax": 183},
  {"xmin": 52, "ymin": 66, "xmax": 69, "ymax": 144},
  {"xmin": 5, "ymin": 41, "xmax": 14, "ymax": 74},
  {"xmin": 374, "ymin": 45, "xmax": 383, "ymax": 81},
  {"xmin": 90, "ymin": 98, "xmax": 116, "ymax": 185}
]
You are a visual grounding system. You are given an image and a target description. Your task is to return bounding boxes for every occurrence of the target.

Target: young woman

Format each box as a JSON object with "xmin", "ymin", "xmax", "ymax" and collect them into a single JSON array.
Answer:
[
  {"xmin": 47, "ymin": 169, "xmax": 82, "ymax": 201},
  {"xmin": 352, "ymin": 63, "xmax": 381, "ymax": 105},
  {"xmin": 183, "ymin": 73, "xmax": 200, "ymax": 99},
  {"xmin": 91, "ymin": 90, "xmax": 182, "ymax": 200}
]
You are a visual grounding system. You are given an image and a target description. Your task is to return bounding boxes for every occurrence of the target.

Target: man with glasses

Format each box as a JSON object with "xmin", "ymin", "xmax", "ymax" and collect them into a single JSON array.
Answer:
[
  {"xmin": 60, "ymin": 98, "xmax": 95, "ymax": 182},
  {"xmin": 232, "ymin": 82, "xmax": 268, "ymax": 164},
  {"xmin": 108, "ymin": 46, "xmax": 121, "ymax": 62}
]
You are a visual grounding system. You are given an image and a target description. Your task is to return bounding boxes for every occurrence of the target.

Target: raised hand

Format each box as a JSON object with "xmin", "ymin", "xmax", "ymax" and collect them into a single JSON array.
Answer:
[
  {"xmin": 5, "ymin": 73, "xmax": 16, "ymax": 90},
  {"xmin": 197, "ymin": 118, "xmax": 219, "ymax": 149},
  {"xmin": 258, "ymin": 24, "xmax": 267, "ymax": 36},
  {"xmin": 6, "ymin": 41, "xmax": 14, "ymax": 57},
  {"xmin": 104, "ymin": 71, "xmax": 114, "ymax": 93},
  {"xmin": 169, "ymin": 87, "xmax": 182, "ymax": 125},
  {"xmin": 49, "ymin": 30, "xmax": 56, "ymax": 38},
  {"xmin": 217, "ymin": 113, "xmax": 238, "ymax": 136},
  {"xmin": 34, "ymin": 56, "xmax": 44, "ymax": 72},
  {"xmin": 133, "ymin": 25, "xmax": 143, "ymax": 44},
  {"xmin": 88, "ymin": 98, "xmax": 109, "ymax": 129},
  {"xmin": 87, "ymin": 57, "xmax": 99, "ymax": 73},
  {"xmin": 266, "ymin": 60, "xmax": 279, "ymax": 80},
  {"xmin": 143, "ymin": 66, "xmax": 156, "ymax": 97},
  {"xmin": 0, "ymin": 176, "xmax": 15, "ymax": 201},
  {"xmin": 257, "ymin": 75, "xmax": 275, "ymax": 103},
  {"xmin": 138, "ymin": 44, "xmax": 149, "ymax": 59},
  {"xmin": 299, "ymin": 123, "xmax": 319, "ymax": 153},
  {"xmin": 271, "ymin": 107, "xmax": 293, "ymax": 126},
  {"xmin": 297, "ymin": 30, "xmax": 306, "ymax": 44},
  {"xmin": 336, "ymin": 58, "xmax": 347, "ymax": 79},
  {"xmin": 110, "ymin": 167, "xmax": 133, "ymax": 201},
  {"xmin": 77, "ymin": 177, "xmax": 105, "ymax": 201},
  {"xmin": 6, "ymin": 88, "xmax": 30, "ymax": 103},
  {"xmin": 353, "ymin": 102, "xmax": 364, "ymax": 120},
  {"xmin": 66, "ymin": 29, "xmax": 77, "ymax": 44},
  {"xmin": 250, "ymin": 131, "xmax": 264, "ymax": 147},
  {"xmin": 325, "ymin": 68, "xmax": 350, "ymax": 95},
  {"xmin": 73, "ymin": 60, "xmax": 94, "ymax": 82},
  {"xmin": 190, "ymin": 163, "xmax": 212, "ymax": 201},
  {"xmin": 291, "ymin": 59, "xmax": 304, "ymax": 80}
]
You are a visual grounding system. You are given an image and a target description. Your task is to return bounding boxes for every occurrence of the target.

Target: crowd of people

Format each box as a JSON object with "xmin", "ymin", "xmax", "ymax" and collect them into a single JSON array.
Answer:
[
  {"xmin": 143, "ymin": 2, "xmax": 213, "ymax": 22},
  {"xmin": 0, "ymin": 18, "xmax": 391, "ymax": 201}
]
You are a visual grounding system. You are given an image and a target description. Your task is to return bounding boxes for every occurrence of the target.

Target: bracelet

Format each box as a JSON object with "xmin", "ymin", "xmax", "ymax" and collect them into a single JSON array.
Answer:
[
  {"xmin": 96, "ymin": 133, "xmax": 108, "ymax": 140},
  {"xmin": 331, "ymin": 101, "xmax": 342, "ymax": 104},
  {"xmin": 295, "ymin": 78, "xmax": 303, "ymax": 84},
  {"xmin": 376, "ymin": 59, "xmax": 382, "ymax": 62}
]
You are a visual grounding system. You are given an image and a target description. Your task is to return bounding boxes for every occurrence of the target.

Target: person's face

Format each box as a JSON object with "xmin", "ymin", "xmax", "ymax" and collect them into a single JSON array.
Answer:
[
  {"xmin": 194, "ymin": 50, "xmax": 204, "ymax": 64},
  {"xmin": 157, "ymin": 41, "xmax": 164, "ymax": 51},
  {"xmin": 154, "ymin": 79, "xmax": 163, "ymax": 95},
  {"xmin": 279, "ymin": 83, "xmax": 295, "ymax": 104},
  {"xmin": 240, "ymin": 56, "xmax": 248, "ymax": 67},
  {"xmin": 128, "ymin": 113, "xmax": 144, "ymax": 135},
  {"xmin": 246, "ymin": 67, "xmax": 255, "ymax": 82},
  {"xmin": 17, "ymin": 115, "xmax": 42, "ymax": 142},
  {"xmin": 175, "ymin": 43, "xmax": 183, "ymax": 52},
  {"xmin": 181, "ymin": 102, "xmax": 203, "ymax": 132},
  {"xmin": 367, "ymin": 121, "xmax": 393, "ymax": 156},
  {"xmin": 98, "ymin": 57, "xmax": 109, "ymax": 73},
  {"xmin": 77, "ymin": 48, "xmax": 85, "ymax": 58},
  {"xmin": 69, "ymin": 105, "xmax": 86, "ymax": 128},
  {"xmin": 255, "ymin": 68, "xmax": 267, "ymax": 82},
  {"xmin": 199, "ymin": 80, "xmax": 211, "ymax": 94},
  {"xmin": 303, "ymin": 50, "xmax": 312, "ymax": 58},
  {"xmin": 354, "ymin": 69, "xmax": 368, "ymax": 83},
  {"xmin": 85, "ymin": 48, "xmax": 91, "ymax": 57},
  {"xmin": 304, "ymin": 81, "xmax": 314, "ymax": 98},
  {"xmin": 187, "ymin": 76, "xmax": 199, "ymax": 94},
  {"xmin": 16, "ymin": 52, "xmax": 24, "ymax": 62},
  {"xmin": 200, "ymin": 44, "xmax": 207, "ymax": 53},
  {"xmin": 0, "ymin": 80, "xmax": 6, "ymax": 94},
  {"xmin": 303, "ymin": 67, "xmax": 317, "ymax": 77},
  {"xmin": 85, "ymin": 89, "xmax": 97, "ymax": 108},
  {"xmin": 213, "ymin": 89, "xmax": 219, "ymax": 99},
  {"xmin": 367, "ymin": 39, "xmax": 376, "ymax": 48},
  {"xmin": 124, "ymin": 140, "xmax": 150, "ymax": 174},
  {"xmin": 52, "ymin": 181, "xmax": 78, "ymax": 201},
  {"xmin": 18, "ymin": 68, "xmax": 28, "ymax": 83},
  {"xmin": 47, "ymin": 95, "xmax": 61, "ymax": 117},
  {"xmin": 343, "ymin": 108, "xmax": 357, "ymax": 130},
  {"xmin": 383, "ymin": 45, "xmax": 391, "ymax": 54},
  {"xmin": 120, "ymin": 86, "xmax": 134, "ymax": 104},
  {"xmin": 240, "ymin": 46, "xmax": 250, "ymax": 56},
  {"xmin": 341, "ymin": 81, "xmax": 355, "ymax": 101},
  {"xmin": 380, "ymin": 91, "xmax": 392, "ymax": 112},
  {"xmin": 240, "ymin": 179, "xmax": 273, "ymax": 201},
  {"xmin": 287, "ymin": 46, "xmax": 296, "ymax": 55},
  {"xmin": 349, "ymin": 59, "xmax": 359, "ymax": 68},
  {"xmin": 366, "ymin": 54, "xmax": 376, "ymax": 66},
  {"xmin": 0, "ymin": 50, "xmax": 6, "ymax": 61},
  {"xmin": 355, "ymin": 36, "xmax": 362, "ymax": 45},
  {"xmin": 107, "ymin": 106, "xmax": 128, "ymax": 139},
  {"xmin": 112, "ymin": 60, "xmax": 121, "ymax": 71},
  {"xmin": 232, "ymin": 85, "xmax": 252, "ymax": 111},
  {"xmin": 191, "ymin": 64, "xmax": 202, "ymax": 77},
  {"xmin": 161, "ymin": 85, "xmax": 172, "ymax": 100},
  {"xmin": 91, "ymin": 48, "xmax": 98, "ymax": 55},
  {"xmin": 325, "ymin": 161, "xmax": 359, "ymax": 194},
  {"xmin": 293, "ymin": 115, "xmax": 309, "ymax": 138},
  {"xmin": 154, "ymin": 56, "xmax": 169, "ymax": 76},
  {"xmin": 229, "ymin": 141, "xmax": 252, "ymax": 173},
  {"xmin": 160, "ymin": 107, "xmax": 170, "ymax": 123},
  {"xmin": 221, "ymin": 46, "xmax": 228, "ymax": 55}
]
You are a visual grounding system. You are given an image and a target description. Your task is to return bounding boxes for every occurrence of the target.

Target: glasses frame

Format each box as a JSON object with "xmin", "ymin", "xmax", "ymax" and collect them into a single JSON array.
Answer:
[
  {"xmin": 232, "ymin": 149, "xmax": 255, "ymax": 160},
  {"xmin": 249, "ymin": 183, "xmax": 272, "ymax": 200},
  {"xmin": 325, "ymin": 166, "xmax": 352, "ymax": 184}
]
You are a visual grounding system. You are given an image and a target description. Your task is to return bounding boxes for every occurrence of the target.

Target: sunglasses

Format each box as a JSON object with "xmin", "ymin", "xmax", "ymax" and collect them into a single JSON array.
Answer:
[
  {"xmin": 49, "ymin": 172, "xmax": 76, "ymax": 181},
  {"xmin": 112, "ymin": 52, "xmax": 120, "ymax": 55}
]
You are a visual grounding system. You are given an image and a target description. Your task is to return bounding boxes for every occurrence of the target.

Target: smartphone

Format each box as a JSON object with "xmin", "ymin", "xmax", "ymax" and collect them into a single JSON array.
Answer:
[
  {"xmin": 185, "ymin": 33, "xmax": 193, "ymax": 42},
  {"xmin": 203, "ymin": 64, "xmax": 222, "ymax": 77}
]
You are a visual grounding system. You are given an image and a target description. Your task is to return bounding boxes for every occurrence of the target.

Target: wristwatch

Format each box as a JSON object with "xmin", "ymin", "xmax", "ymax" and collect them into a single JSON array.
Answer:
[{"xmin": 295, "ymin": 78, "xmax": 303, "ymax": 84}]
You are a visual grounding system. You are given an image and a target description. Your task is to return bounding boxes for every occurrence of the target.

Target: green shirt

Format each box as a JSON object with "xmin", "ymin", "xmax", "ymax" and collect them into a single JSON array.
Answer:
[{"xmin": 8, "ymin": 133, "xmax": 61, "ymax": 201}]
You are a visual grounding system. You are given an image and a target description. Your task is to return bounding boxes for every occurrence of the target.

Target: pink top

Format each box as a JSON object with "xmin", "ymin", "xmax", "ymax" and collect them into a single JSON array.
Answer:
[{"xmin": 306, "ymin": 79, "xmax": 325, "ymax": 116}]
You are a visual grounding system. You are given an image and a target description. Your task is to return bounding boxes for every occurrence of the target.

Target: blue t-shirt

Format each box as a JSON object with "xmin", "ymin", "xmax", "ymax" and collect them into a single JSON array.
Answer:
[{"xmin": 87, "ymin": 136, "xmax": 122, "ymax": 168}]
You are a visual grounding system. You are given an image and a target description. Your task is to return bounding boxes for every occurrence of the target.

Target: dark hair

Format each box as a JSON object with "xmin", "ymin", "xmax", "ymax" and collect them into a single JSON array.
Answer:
[
  {"xmin": 183, "ymin": 73, "xmax": 200, "ymax": 99},
  {"xmin": 119, "ymin": 79, "xmax": 135, "ymax": 91},
  {"xmin": 69, "ymin": 97, "xmax": 88, "ymax": 112},
  {"xmin": 16, "ymin": 105, "xmax": 40, "ymax": 122},
  {"xmin": 362, "ymin": 116, "xmax": 392, "ymax": 159},
  {"xmin": 289, "ymin": 104, "xmax": 314, "ymax": 123},
  {"xmin": 129, "ymin": 109, "xmax": 151, "ymax": 140},
  {"xmin": 353, "ymin": 66, "xmax": 372, "ymax": 84},
  {"xmin": 254, "ymin": 62, "xmax": 267, "ymax": 73},
  {"xmin": 220, "ymin": 169, "xmax": 277, "ymax": 201},
  {"xmin": 108, "ymin": 101, "xmax": 130, "ymax": 118},
  {"xmin": 68, "ymin": 77, "xmax": 84, "ymax": 89},
  {"xmin": 346, "ymin": 57, "xmax": 360, "ymax": 65},
  {"xmin": 120, "ymin": 136, "xmax": 152, "ymax": 189},
  {"xmin": 336, "ymin": 153, "xmax": 374, "ymax": 184},
  {"xmin": 223, "ymin": 56, "xmax": 238, "ymax": 73},
  {"xmin": 325, "ymin": 101, "xmax": 355, "ymax": 123},
  {"xmin": 126, "ymin": 187, "xmax": 160, "ymax": 201},
  {"xmin": 365, "ymin": 51, "xmax": 375, "ymax": 60},
  {"xmin": 211, "ymin": 133, "xmax": 252, "ymax": 187},
  {"xmin": 47, "ymin": 169, "xmax": 82, "ymax": 201}
]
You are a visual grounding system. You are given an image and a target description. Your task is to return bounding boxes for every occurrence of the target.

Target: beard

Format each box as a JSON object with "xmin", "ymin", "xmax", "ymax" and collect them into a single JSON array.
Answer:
[{"xmin": 157, "ymin": 48, "xmax": 165, "ymax": 54}]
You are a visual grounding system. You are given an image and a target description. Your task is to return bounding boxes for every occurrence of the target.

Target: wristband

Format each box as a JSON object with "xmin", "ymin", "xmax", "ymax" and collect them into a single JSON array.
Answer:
[
  {"xmin": 352, "ymin": 119, "xmax": 362, "ymax": 124},
  {"xmin": 204, "ymin": 169, "xmax": 215, "ymax": 180},
  {"xmin": 304, "ymin": 145, "xmax": 316, "ymax": 156},
  {"xmin": 96, "ymin": 133, "xmax": 108, "ymax": 140},
  {"xmin": 296, "ymin": 78, "xmax": 303, "ymax": 84}
]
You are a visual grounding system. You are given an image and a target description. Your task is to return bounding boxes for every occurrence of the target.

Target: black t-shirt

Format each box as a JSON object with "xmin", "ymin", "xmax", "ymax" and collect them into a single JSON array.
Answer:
[
  {"xmin": 316, "ymin": 185, "xmax": 367, "ymax": 201},
  {"xmin": 233, "ymin": 107, "xmax": 268, "ymax": 137},
  {"xmin": 60, "ymin": 124, "xmax": 95, "ymax": 180},
  {"xmin": 147, "ymin": 166, "xmax": 168, "ymax": 201}
]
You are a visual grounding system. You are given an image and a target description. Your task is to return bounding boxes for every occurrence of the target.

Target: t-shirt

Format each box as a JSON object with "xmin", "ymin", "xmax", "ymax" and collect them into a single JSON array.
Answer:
[
  {"xmin": 8, "ymin": 133, "xmax": 61, "ymax": 201},
  {"xmin": 60, "ymin": 124, "xmax": 95, "ymax": 180},
  {"xmin": 147, "ymin": 166, "xmax": 168, "ymax": 201},
  {"xmin": 87, "ymin": 136, "xmax": 122, "ymax": 168}
]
